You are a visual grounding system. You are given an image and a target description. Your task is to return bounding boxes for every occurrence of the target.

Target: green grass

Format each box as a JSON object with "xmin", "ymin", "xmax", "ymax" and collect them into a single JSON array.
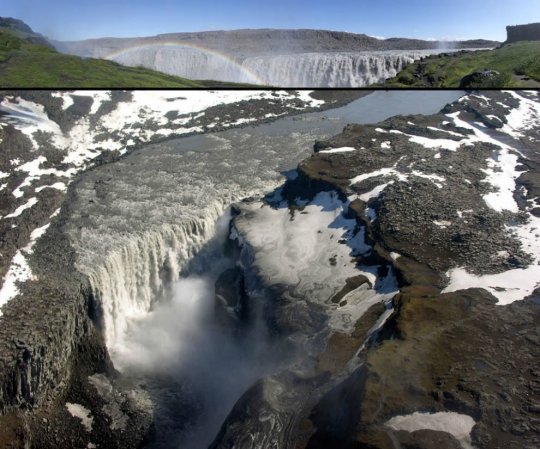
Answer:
[
  {"xmin": 382, "ymin": 41, "xmax": 540, "ymax": 88},
  {"xmin": 0, "ymin": 29, "xmax": 256, "ymax": 88}
]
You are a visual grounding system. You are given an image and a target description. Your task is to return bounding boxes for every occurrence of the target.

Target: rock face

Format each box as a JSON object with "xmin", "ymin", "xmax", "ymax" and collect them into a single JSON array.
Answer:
[
  {"xmin": 211, "ymin": 91, "xmax": 540, "ymax": 449},
  {"xmin": 2, "ymin": 90, "xmax": 539, "ymax": 449},
  {"xmin": 506, "ymin": 22, "xmax": 540, "ymax": 43},
  {"xmin": 0, "ymin": 16, "xmax": 54, "ymax": 48},
  {"xmin": 0, "ymin": 91, "xmax": 358, "ymax": 448},
  {"xmin": 0, "ymin": 17, "xmax": 34, "ymax": 34}
]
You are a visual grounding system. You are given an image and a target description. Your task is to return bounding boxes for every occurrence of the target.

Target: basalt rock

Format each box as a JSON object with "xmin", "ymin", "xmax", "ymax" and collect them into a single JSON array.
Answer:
[
  {"xmin": 506, "ymin": 22, "xmax": 540, "ymax": 43},
  {"xmin": 211, "ymin": 91, "xmax": 540, "ymax": 449}
]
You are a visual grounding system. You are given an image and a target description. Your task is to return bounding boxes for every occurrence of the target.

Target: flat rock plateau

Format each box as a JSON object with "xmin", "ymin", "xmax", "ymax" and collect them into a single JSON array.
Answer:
[{"xmin": 0, "ymin": 90, "xmax": 539, "ymax": 449}]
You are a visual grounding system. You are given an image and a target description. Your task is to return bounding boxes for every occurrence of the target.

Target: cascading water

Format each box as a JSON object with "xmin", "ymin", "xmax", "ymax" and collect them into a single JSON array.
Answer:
[
  {"xmin": 110, "ymin": 210, "xmax": 290, "ymax": 449},
  {"xmin": 105, "ymin": 46, "xmax": 485, "ymax": 87},
  {"xmin": 68, "ymin": 90, "xmax": 464, "ymax": 358},
  {"xmin": 108, "ymin": 46, "xmax": 261, "ymax": 84},
  {"xmin": 64, "ymin": 91, "xmax": 467, "ymax": 448},
  {"xmin": 241, "ymin": 51, "xmax": 430, "ymax": 87},
  {"xmin": 86, "ymin": 201, "xmax": 229, "ymax": 350}
]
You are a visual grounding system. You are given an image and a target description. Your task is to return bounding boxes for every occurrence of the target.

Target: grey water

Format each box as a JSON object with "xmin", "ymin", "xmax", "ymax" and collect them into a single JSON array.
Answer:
[
  {"xmin": 72, "ymin": 91, "xmax": 465, "ymax": 449},
  {"xmin": 166, "ymin": 90, "xmax": 464, "ymax": 170}
]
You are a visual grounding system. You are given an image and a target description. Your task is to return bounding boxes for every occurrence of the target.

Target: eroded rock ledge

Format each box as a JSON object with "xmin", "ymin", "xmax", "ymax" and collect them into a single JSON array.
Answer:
[
  {"xmin": 211, "ymin": 91, "xmax": 540, "ymax": 449},
  {"xmin": 0, "ymin": 90, "xmax": 364, "ymax": 448}
]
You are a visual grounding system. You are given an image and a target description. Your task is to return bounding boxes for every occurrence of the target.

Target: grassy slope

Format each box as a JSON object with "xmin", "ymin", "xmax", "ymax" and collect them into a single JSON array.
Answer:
[
  {"xmin": 0, "ymin": 29, "xmax": 249, "ymax": 88},
  {"xmin": 381, "ymin": 41, "xmax": 540, "ymax": 88}
]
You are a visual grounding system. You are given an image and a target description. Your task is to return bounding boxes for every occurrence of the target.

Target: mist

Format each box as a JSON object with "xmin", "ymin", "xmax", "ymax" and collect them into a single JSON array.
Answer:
[{"xmin": 111, "ymin": 210, "xmax": 288, "ymax": 449}]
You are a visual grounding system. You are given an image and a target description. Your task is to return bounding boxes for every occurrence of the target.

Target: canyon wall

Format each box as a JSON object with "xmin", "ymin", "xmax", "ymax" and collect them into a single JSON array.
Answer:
[{"xmin": 506, "ymin": 22, "xmax": 540, "ymax": 43}]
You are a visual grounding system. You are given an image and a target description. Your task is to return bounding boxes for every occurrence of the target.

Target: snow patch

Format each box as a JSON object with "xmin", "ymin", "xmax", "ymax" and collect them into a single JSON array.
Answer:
[
  {"xmin": 51, "ymin": 92, "xmax": 75, "ymax": 110},
  {"xmin": 427, "ymin": 126, "xmax": 463, "ymax": 137},
  {"xmin": 443, "ymin": 261, "xmax": 540, "ymax": 305},
  {"xmin": 0, "ymin": 98, "xmax": 64, "ymax": 149},
  {"xmin": 386, "ymin": 411, "xmax": 476, "ymax": 449},
  {"xmin": 294, "ymin": 90, "xmax": 325, "ymax": 107},
  {"xmin": 72, "ymin": 91, "xmax": 112, "ymax": 114},
  {"xmin": 501, "ymin": 90, "xmax": 540, "ymax": 140},
  {"xmin": 35, "ymin": 182, "xmax": 67, "ymax": 193},
  {"xmin": 433, "ymin": 220, "xmax": 452, "ymax": 228},
  {"xmin": 408, "ymin": 135, "xmax": 463, "ymax": 151},
  {"xmin": 481, "ymin": 150, "xmax": 522, "ymax": 213},
  {"xmin": 3, "ymin": 197, "xmax": 38, "ymax": 219},
  {"xmin": 319, "ymin": 146, "xmax": 357, "ymax": 154},
  {"xmin": 350, "ymin": 167, "xmax": 407, "ymax": 185},
  {"xmin": 358, "ymin": 182, "xmax": 394, "ymax": 202},
  {"xmin": 66, "ymin": 403, "xmax": 93, "ymax": 432},
  {"xmin": 0, "ymin": 211, "xmax": 58, "ymax": 314}
]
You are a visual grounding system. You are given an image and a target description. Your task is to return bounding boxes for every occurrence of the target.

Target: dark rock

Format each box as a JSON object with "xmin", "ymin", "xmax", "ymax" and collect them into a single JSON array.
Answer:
[
  {"xmin": 459, "ymin": 70, "xmax": 505, "ymax": 88},
  {"xmin": 506, "ymin": 23, "xmax": 540, "ymax": 43}
]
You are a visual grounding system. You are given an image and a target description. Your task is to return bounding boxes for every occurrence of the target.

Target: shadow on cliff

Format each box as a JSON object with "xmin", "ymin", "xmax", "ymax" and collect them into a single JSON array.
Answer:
[{"xmin": 111, "ymin": 211, "xmax": 291, "ymax": 449}]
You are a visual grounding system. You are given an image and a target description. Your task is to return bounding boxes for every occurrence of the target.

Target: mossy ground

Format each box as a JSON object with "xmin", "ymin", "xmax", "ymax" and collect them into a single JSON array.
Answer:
[{"xmin": 382, "ymin": 41, "xmax": 540, "ymax": 87}]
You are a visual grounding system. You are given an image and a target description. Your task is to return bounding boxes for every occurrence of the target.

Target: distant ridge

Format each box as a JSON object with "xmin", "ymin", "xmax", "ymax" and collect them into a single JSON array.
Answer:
[
  {"xmin": 0, "ymin": 16, "xmax": 54, "ymax": 49},
  {"xmin": 56, "ymin": 28, "xmax": 499, "ymax": 60}
]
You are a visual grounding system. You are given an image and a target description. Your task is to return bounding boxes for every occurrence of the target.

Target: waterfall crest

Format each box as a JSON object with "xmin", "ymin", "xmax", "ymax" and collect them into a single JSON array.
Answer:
[
  {"xmin": 242, "ymin": 51, "xmax": 427, "ymax": 87},
  {"xmin": 83, "ymin": 201, "xmax": 228, "ymax": 351},
  {"xmin": 109, "ymin": 46, "xmax": 260, "ymax": 84},
  {"xmin": 107, "ymin": 48, "xmax": 465, "ymax": 87}
]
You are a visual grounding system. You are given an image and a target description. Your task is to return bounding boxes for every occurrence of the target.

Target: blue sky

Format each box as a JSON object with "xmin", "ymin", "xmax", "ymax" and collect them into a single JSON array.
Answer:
[{"xmin": 3, "ymin": 0, "xmax": 538, "ymax": 41}]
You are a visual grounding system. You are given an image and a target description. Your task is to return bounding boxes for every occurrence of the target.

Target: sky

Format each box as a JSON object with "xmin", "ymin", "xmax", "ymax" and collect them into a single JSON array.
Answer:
[{"xmin": 3, "ymin": 0, "xmax": 539, "ymax": 42}]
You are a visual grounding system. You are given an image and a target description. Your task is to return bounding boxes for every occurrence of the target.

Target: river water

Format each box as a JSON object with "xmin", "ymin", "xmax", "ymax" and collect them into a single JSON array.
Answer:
[{"xmin": 64, "ymin": 90, "xmax": 464, "ymax": 448}]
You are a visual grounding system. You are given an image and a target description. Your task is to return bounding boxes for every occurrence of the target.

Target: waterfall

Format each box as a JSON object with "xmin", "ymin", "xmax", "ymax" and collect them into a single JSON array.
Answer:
[
  {"xmin": 241, "ymin": 51, "xmax": 437, "ymax": 87},
  {"xmin": 107, "ymin": 47, "xmax": 453, "ymax": 87},
  {"xmin": 83, "ymin": 201, "xmax": 229, "ymax": 352},
  {"xmin": 109, "ymin": 46, "xmax": 260, "ymax": 84}
]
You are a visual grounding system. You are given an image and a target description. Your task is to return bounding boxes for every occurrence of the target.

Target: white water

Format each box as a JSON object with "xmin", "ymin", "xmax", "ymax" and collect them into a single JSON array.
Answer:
[
  {"xmin": 61, "ymin": 91, "xmax": 468, "ymax": 447},
  {"xmin": 87, "ymin": 201, "xmax": 229, "ymax": 350},
  {"xmin": 110, "ymin": 46, "xmax": 262, "ymax": 84},
  {"xmin": 106, "ymin": 47, "xmax": 486, "ymax": 87},
  {"xmin": 242, "ymin": 51, "xmax": 437, "ymax": 87},
  {"xmin": 111, "ymin": 210, "xmax": 287, "ymax": 449},
  {"xmin": 67, "ymin": 91, "xmax": 464, "ymax": 355}
]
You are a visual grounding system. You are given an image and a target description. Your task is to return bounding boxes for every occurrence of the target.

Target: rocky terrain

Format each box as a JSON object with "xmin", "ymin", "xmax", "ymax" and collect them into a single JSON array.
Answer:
[
  {"xmin": 0, "ymin": 90, "xmax": 538, "ymax": 449},
  {"xmin": 0, "ymin": 90, "xmax": 365, "ymax": 448},
  {"xmin": 506, "ymin": 22, "xmax": 540, "ymax": 43},
  {"xmin": 210, "ymin": 90, "xmax": 540, "ymax": 449}
]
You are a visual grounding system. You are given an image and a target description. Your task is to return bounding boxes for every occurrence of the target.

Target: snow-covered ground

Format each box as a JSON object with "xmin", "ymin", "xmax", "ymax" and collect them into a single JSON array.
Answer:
[
  {"xmin": 442, "ymin": 91, "xmax": 540, "ymax": 304},
  {"xmin": 386, "ymin": 411, "xmax": 476, "ymax": 449},
  {"xmin": 343, "ymin": 91, "xmax": 540, "ymax": 305},
  {"xmin": 0, "ymin": 209, "xmax": 60, "ymax": 311},
  {"xmin": 232, "ymin": 191, "xmax": 398, "ymax": 334},
  {"xmin": 0, "ymin": 91, "xmax": 324, "ymax": 315}
]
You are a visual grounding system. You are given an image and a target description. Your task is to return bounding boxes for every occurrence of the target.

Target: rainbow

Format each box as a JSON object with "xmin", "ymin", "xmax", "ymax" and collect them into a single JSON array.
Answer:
[{"xmin": 103, "ymin": 41, "xmax": 265, "ymax": 84}]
